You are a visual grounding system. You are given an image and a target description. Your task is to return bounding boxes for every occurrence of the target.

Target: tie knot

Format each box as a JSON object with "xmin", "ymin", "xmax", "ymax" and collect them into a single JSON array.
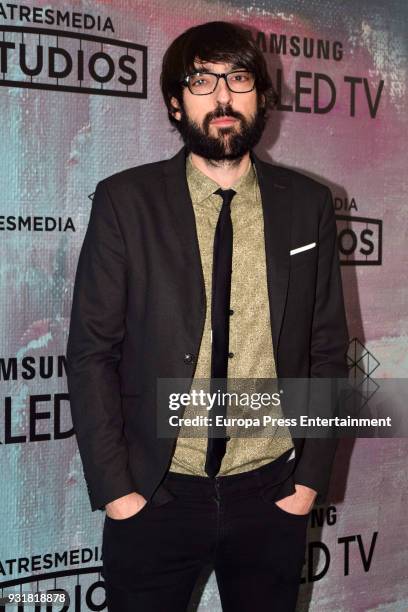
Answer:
[{"xmin": 214, "ymin": 188, "xmax": 236, "ymax": 207}]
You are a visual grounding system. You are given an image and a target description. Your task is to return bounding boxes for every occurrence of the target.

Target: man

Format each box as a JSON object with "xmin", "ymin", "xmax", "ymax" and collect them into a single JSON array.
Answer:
[{"xmin": 66, "ymin": 21, "xmax": 349, "ymax": 612}]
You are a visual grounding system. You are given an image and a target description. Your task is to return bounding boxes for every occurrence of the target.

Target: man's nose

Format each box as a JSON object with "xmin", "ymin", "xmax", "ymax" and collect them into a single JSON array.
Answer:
[{"xmin": 214, "ymin": 76, "xmax": 233, "ymax": 105}]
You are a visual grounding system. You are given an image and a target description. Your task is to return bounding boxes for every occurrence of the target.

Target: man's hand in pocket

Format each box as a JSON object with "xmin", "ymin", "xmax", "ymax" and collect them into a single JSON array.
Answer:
[
  {"xmin": 275, "ymin": 484, "xmax": 317, "ymax": 515},
  {"xmin": 105, "ymin": 492, "xmax": 147, "ymax": 520}
]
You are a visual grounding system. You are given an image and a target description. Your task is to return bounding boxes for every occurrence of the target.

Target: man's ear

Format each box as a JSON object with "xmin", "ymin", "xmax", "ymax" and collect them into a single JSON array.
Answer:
[{"xmin": 170, "ymin": 96, "xmax": 182, "ymax": 121}]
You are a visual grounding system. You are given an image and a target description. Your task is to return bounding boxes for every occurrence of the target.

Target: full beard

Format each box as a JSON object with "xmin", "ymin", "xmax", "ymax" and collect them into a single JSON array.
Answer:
[{"xmin": 177, "ymin": 101, "xmax": 267, "ymax": 162}]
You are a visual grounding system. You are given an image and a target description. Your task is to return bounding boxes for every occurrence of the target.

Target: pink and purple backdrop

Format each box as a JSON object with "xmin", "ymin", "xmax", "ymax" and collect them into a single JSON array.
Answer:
[{"xmin": 0, "ymin": 0, "xmax": 407, "ymax": 610}]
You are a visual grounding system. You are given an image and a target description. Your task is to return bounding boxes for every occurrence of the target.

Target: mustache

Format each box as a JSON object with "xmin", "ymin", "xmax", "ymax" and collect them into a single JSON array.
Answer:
[{"xmin": 203, "ymin": 107, "xmax": 245, "ymax": 132}]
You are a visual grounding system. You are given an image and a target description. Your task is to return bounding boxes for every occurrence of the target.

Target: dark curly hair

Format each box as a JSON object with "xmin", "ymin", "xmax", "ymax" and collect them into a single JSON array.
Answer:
[{"xmin": 160, "ymin": 21, "xmax": 278, "ymax": 129}]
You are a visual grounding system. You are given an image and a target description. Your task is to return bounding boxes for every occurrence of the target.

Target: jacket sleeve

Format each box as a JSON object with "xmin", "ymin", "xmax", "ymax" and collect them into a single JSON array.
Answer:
[
  {"xmin": 66, "ymin": 180, "xmax": 136, "ymax": 512},
  {"xmin": 293, "ymin": 186, "xmax": 349, "ymax": 504}
]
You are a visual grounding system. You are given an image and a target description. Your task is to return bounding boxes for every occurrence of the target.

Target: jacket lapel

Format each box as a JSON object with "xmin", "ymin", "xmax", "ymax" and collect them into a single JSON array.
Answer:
[
  {"xmin": 251, "ymin": 152, "xmax": 293, "ymax": 368},
  {"xmin": 162, "ymin": 147, "xmax": 206, "ymax": 341}
]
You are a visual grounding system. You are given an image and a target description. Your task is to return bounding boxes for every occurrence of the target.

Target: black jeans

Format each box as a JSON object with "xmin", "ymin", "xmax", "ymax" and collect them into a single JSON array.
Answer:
[{"xmin": 102, "ymin": 450, "xmax": 310, "ymax": 612}]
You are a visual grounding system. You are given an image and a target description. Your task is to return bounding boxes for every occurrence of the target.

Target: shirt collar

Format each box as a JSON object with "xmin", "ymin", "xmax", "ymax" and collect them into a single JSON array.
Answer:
[{"xmin": 186, "ymin": 153, "xmax": 257, "ymax": 205}]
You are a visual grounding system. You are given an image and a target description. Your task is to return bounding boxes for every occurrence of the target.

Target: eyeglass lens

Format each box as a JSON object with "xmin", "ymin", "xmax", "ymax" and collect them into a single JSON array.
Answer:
[{"xmin": 188, "ymin": 71, "xmax": 255, "ymax": 94}]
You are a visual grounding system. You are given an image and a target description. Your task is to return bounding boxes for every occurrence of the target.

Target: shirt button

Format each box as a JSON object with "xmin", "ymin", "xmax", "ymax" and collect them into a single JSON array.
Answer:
[
  {"xmin": 229, "ymin": 309, "xmax": 234, "ymax": 315},
  {"xmin": 183, "ymin": 353, "xmax": 195, "ymax": 364},
  {"xmin": 228, "ymin": 352, "xmax": 234, "ymax": 358}
]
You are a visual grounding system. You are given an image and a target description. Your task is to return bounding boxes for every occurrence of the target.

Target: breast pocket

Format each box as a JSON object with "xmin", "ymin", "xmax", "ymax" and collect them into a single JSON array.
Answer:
[{"xmin": 290, "ymin": 242, "xmax": 317, "ymax": 270}]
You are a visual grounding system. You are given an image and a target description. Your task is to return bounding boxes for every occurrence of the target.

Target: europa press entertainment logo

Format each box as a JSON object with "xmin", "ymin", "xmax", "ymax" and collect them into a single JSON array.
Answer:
[{"xmin": 0, "ymin": 25, "xmax": 147, "ymax": 98}]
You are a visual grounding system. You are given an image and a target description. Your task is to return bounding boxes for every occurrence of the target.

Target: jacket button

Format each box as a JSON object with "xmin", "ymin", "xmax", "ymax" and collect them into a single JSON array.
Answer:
[
  {"xmin": 229, "ymin": 309, "xmax": 234, "ymax": 315},
  {"xmin": 183, "ymin": 353, "xmax": 195, "ymax": 364},
  {"xmin": 228, "ymin": 352, "xmax": 234, "ymax": 358}
]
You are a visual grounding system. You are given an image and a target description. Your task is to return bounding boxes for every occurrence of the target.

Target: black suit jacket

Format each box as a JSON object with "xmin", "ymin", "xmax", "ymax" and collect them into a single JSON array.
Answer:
[{"xmin": 66, "ymin": 146, "xmax": 349, "ymax": 512}]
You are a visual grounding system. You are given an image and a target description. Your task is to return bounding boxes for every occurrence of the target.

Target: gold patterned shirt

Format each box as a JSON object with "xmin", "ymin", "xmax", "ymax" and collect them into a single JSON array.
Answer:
[{"xmin": 168, "ymin": 154, "xmax": 293, "ymax": 475}]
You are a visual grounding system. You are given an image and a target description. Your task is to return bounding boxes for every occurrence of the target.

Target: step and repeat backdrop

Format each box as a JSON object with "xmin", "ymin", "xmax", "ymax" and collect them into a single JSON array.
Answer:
[{"xmin": 0, "ymin": 0, "xmax": 407, "ymax": 610}]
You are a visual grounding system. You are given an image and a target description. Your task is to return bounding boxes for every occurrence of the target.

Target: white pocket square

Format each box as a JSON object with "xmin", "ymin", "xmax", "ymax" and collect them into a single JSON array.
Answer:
[{"xmin": 290, "ymin": 242, "xmax": 316, "ymax": 256}]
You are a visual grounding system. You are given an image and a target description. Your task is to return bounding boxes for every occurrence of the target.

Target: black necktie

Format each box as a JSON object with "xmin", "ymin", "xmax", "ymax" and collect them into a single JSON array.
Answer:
[{"xmin": 205, "ymin": 188, "xmax": 236, "ymax": 478}]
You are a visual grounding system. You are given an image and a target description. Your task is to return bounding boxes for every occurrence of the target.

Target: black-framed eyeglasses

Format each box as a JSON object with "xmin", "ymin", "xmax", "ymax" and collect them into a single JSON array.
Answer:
[{"xmin": 181, "ymin": 70, "xmax": 256, "ymax": 95}]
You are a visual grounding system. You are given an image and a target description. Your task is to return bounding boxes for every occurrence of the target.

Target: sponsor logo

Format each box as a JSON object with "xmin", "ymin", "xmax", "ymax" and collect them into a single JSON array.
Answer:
[
  {"xmin": 0, "ymin": 25, "xmax": 147, "ymax": 97},
  {"xmin": 347, "ymin": 338, "xmax": 380, "ymax": 407},
  {"xmin": 336, "ymin": 214, "xmax": 382, "ymax": 265}
]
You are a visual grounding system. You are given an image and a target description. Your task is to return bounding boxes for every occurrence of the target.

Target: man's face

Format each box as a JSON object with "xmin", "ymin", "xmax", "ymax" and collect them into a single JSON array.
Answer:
[{"xmin": 171, "ymin": 61, "xmax": 266, "ymax": 161}]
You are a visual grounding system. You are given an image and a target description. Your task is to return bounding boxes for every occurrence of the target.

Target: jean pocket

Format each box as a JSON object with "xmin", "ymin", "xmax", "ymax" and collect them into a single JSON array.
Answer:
[
  {"xmin": 270, "ymin": 499, "xmax": 311, "ymax": 520},
  {"xmin": 259, "ymin": 476, "xmax": 310, "ymax": 521},
  {"xmin": 105, "ymin": 501, "xmax": 150, "ymax": 525}
]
